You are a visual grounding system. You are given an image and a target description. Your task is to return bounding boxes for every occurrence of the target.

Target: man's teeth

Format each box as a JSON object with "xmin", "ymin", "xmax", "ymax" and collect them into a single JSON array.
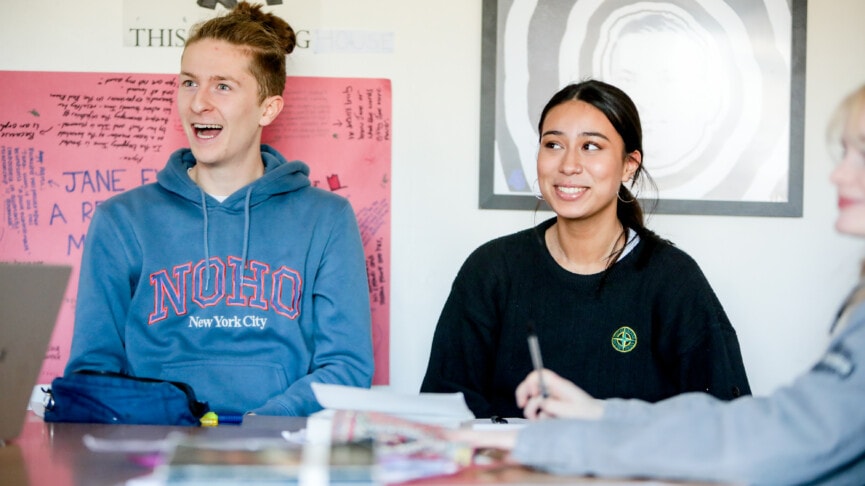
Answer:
[{"xmin": 193, "ymin": 124, "xmax": 222, "ymax": 139}]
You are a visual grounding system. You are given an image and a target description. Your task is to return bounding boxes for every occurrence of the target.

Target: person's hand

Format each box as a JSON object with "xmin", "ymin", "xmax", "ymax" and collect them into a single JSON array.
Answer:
[{"xmin": 515, "ymin": 368, "xmax": 605, "ymax": 420}]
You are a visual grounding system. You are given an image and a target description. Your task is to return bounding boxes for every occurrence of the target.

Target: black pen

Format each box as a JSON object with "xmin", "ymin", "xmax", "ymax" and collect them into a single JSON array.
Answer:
[{"xmin": 526, "ymin": 321, "xmax": 549, "ymax": 398}]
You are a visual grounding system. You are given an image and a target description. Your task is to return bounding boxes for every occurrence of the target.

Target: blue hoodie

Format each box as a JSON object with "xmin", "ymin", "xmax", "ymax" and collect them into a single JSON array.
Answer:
[{"xmin": 66, "ymin": 145, "xmax": 374, "ymax": 416}]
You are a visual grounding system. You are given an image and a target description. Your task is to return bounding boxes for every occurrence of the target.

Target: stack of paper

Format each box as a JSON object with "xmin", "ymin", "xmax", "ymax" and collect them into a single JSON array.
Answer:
[{"xmin": 308, "ymin": 384, "xmax": 478, "ymax": 484}]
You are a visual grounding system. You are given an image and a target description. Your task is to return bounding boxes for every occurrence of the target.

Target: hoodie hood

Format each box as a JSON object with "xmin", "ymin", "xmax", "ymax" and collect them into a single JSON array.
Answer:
[
  {"xmin": 157, "ymin": 144, "xmax": 311, "ymax": 209},
  {"xmin": 156, "ymin": 144, "xmax": 311, "ymax": 288}
]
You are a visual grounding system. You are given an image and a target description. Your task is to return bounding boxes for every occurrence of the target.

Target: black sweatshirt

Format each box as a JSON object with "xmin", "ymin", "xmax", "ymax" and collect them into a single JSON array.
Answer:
[{"xmin": 421, "ymin": 218, "xmax": 751, "ymax": 418}]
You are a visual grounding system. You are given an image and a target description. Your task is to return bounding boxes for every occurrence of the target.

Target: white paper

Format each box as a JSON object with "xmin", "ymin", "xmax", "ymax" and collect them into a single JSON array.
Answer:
[
  {"xmin": 83, "ymin": 432, "xmax": 182, "ymax": 454},
  {"xmin": 310, "ymin": 383, "xmax": 475, "ymax": 424}
]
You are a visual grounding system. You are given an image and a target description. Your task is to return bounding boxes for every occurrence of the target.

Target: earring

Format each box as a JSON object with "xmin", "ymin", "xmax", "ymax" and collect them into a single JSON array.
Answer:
[
  {"xmin": 617, "ymin": 185, "xmax": 636, "ymax": 203},
  {"xmin": 532, "ymin": 179, "xmax": 544, "ymax": 200}
]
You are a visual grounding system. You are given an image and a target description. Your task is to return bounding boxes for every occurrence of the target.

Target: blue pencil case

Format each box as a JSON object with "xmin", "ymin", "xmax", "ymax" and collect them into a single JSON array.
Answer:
[{"xmin": 44, "ymin": 370, "xmax": 210, "ymax": 426}]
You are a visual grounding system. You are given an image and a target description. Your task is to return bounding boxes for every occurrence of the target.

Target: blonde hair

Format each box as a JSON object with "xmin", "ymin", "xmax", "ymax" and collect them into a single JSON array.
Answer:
[
  {"xmin": 828, "ymin": 84, "xmax": 865, "ymax": 150},
  {"xmin": 185, "ymin": 2, "xmax": 296, "ymax": 102}
]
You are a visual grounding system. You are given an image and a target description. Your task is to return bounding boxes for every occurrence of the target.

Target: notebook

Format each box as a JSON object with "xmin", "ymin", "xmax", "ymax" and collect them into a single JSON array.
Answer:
[{"xmin": 0, "ymin": 262, "xmax": 72, "ymax": 443}]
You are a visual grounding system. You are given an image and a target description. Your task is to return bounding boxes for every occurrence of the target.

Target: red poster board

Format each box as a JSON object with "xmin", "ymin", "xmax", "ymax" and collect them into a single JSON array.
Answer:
[{"xmin": 0, "ymin": 71, "xmax": 391, "ymax": 385}]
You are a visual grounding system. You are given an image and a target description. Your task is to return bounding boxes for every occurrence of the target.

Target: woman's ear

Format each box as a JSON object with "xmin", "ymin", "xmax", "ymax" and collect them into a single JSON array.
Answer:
[
  {"xmin": 259, "ymin": 95, "xmax": 284, "ymax": 127},
  {"xmin": 623, "ymin": 150, "xmax": 641, "ymax": 182}
]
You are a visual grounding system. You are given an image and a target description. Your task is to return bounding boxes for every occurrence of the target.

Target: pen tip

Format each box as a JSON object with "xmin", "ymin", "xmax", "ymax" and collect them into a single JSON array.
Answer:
[{"xmin": 527, "ymin": 320, "xmax": 536, "ymax": 335}]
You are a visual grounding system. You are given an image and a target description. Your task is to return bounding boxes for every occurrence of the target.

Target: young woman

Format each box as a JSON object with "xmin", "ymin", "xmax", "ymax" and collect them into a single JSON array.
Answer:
[
  {"xmin": 64, "ymin": 2, "xmax": 373, "ymax": 416},
  {"xmin": 421, "ymin": 80, "xmax": 751, "ymax": 418},
  {"xmin": 451, "ymin": 83, "xmax": 865, "ymax": 485}
]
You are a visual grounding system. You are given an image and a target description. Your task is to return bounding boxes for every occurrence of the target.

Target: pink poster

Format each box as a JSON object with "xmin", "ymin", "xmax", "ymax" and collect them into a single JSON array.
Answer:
[{"xmin": 0, "ymin": 71, "xmax": 391, "ymax": 385}]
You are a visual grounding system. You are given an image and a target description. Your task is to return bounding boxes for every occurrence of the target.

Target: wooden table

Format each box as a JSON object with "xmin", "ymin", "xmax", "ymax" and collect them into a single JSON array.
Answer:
[{"xmin": 0, "ymin": 412, "xmax": 716, "ymax": 486}]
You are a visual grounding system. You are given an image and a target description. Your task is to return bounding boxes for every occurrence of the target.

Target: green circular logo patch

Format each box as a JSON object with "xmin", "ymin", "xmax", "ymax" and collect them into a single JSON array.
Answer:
[{"xmin": 611, "ymin": 326, "xmax": 637, "ymax": 353}]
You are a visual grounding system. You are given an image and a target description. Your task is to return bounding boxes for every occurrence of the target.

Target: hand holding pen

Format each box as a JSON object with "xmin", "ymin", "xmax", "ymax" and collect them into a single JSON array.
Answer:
[{"xmin": 515, "ymin": 368, "xmax": 606, "ymax": 421}]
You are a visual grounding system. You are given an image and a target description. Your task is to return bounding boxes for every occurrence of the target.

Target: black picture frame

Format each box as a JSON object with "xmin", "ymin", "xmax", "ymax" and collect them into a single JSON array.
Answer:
[{"xmin": 479, "ymin": 0, "xmax": 807, "ymax": 216}]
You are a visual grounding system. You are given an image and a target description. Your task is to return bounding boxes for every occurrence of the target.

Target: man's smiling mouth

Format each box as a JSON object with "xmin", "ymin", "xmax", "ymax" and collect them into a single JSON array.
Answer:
[{"xmin": 193, "ymin": 123, "xmax": 223, "ymax": 139}]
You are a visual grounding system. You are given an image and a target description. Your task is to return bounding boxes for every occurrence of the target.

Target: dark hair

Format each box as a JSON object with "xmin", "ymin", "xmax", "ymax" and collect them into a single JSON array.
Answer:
[
  {"xmin": 185, "ymin": 2, "xmax": 296, "ymax": 102},
  {"xmin": 537, "ymin": 79, "xmax": 658, "ymax": 239}
]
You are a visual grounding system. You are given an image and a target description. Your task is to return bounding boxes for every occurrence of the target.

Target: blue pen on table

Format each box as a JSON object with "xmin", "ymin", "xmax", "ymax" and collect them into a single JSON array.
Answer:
[{"xmin": 526, "ymin": 321, "xmax": 549, "ymax": 399}]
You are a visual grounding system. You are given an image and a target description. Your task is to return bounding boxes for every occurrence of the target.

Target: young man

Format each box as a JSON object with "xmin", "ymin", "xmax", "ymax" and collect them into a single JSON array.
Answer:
[{"xmin": 65, "ymin": 2, "xmax": 373, "ymax": 416}]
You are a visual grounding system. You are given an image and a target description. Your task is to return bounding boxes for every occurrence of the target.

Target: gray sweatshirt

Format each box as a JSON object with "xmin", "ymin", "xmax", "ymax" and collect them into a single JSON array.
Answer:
[{"xmin": 512, "ymin": 298, "xmax": 865, "ymax": 485}]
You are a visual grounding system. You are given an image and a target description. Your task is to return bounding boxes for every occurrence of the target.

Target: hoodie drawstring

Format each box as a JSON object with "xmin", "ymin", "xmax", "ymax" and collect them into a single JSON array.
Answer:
[
  {"xmin": 241, "ymin": 186, "xmax": 253, "ymax": 273},
  {"xmin": 199, "ymin": 188, "xmax": 211, "ymax": 291}
]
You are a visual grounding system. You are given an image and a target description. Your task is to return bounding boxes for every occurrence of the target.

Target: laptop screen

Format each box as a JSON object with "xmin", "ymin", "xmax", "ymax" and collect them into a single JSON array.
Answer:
[{"xmin": 0, "ymin": 262, "xmax": 71, "ymax": 442}]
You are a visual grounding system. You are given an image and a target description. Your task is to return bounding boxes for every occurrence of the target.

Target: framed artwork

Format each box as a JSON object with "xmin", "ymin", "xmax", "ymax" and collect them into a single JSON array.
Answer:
[{"xmin": 479, "ymin": 0, "xmax": 807, "ymax": 216}]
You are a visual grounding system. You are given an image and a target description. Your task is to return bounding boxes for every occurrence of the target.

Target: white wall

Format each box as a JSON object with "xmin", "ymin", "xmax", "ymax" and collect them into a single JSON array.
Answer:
[{"xmin": 3, "ymin": 0, "xmax": 864, "ymax": 397}]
